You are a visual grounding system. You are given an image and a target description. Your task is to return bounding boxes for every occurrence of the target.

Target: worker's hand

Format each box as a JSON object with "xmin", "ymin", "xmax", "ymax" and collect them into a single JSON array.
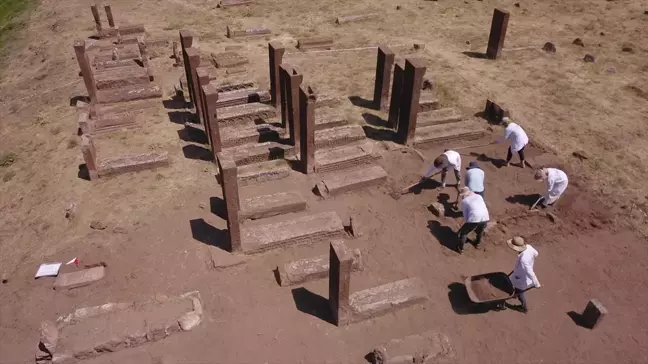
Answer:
[{"xmin": 535, "ymin": 284, "xmax": 542, "ymax": 289}]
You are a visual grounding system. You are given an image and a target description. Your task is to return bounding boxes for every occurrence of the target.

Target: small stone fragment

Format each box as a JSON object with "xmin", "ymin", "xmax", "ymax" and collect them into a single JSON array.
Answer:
[
  {"xmin": 90, "ymin": 220, "xmax": 107, "ymax": 230},
  {"xmin": 199, "ymin": 202, "xmax": 206, "ymax": 210},
  {"xmin": 65, "ymin": 203, "xmax": 77, "ymax": 220},
  {"xmin": 40, "ymin": 321, "xmax": 59, "ymax": 354},
  {"xmin": 572, "ymin": 38, "xmax": 584, "ymax": 47},
  {"xmin": 1, "ymin": 272, "xmax": 8, "ymax": 284},
  {"xmin": 429, "ymin": 202, "xmax": 445, "ymax": 217},
  {"xmin": 178, "ymin": 312, "xmax": 201, "ymax": 331},
  {"xmin": 572, "ymin": 150, "xmax": 589, "ymax": 160},
  {"xmin": 542, "ymin": 42, "xmax": 556, "ymax": 53},
  {"xmin": 583, "ymin": 54, "xmax": 595, "ymax": 63},
  {"xmin": 621, "ymin": 45, "xmax": 634, "ymax": 53},
  {"xmin": 607, "ymin": 66, "xmax": 616, "ymax": 73},
  {"xmin": 514, "ymin": 2, "xmax": 520, "ymax": 7}
]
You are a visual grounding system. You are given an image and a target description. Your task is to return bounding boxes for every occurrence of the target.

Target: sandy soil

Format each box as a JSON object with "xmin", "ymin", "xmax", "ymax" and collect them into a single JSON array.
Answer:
[{"xmin": 1, "ymin": 0, "xmax": 648, "ymax": 363}]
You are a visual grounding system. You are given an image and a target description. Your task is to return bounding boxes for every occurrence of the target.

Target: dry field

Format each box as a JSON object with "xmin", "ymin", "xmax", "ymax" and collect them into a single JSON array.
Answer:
[{"xmin": 0, "ymin": 0, "xmax": 647, "ymax": 363}]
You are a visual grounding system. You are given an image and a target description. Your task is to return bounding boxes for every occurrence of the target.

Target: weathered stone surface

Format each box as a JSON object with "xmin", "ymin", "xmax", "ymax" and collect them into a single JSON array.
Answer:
[
  {"xmin": 220, "ymin": 123, "xmax": 284, "ymax": 148},
  {"xmin": 429, "ymin": 202, "xmax": 445, "ymax": 217},
  {"xmin": 212, "ymin": 52, "xmax": 249, "ymax": 68},
  {"xmin": 54, "ymin": 266, "xmax": 106, "ymax": 290},
  {"xmin": 178, "ymin": 312, "xmax": 201, "ymax": 331},
  {"xmin": 218, "ymin": 103, "xmax": 277, "ymax": 125},
  {"xmin": 417, "ymin": 108, "xmax": 463, "ymax": 127},
  {"xmin": 237, "ymin": 159, "xmax": 292, "ymax": 186},
  {"xmin": 373, "ymin": 46, "xmax": 395, "ymax": 111},
  {"xmin": 217, "ymin": 153, "xmax": 242, "ymax": 253},
  {"xmin": 278, "ymin": 248, "xmax": 362, "ymax": 286},
  {"xmin": 582, "ymin": 299, "xmax": 608, "ymax": 329},
  {"xmin": 222, "ymin": 141, "xmax": 295, "ymax": 166},
  {"xmin": 297, "ymin": 37, "xmax": 334, "ymax": 50},
  {"xmin": 316, "ymin": 165, "xmax": 387, "ymax": 197},
  {"xmin": 414, "ymin": 120, "xmax": 486, "ymax": 149},
  {"xmin": 349, "ymin": 277, "xmax": 428, "ymax": 323},
  {"xmin": 484, "ymin": 99, "xmax": 509, "ymax": 124},
  {"xmin": 96, "ymin": 84, "xmax": 162, "ymax": 104},
  {"xmin": 215, "ymin": 88, "xmax": 270, "ymax": 109},
  {"xmin": 215, "ymin": 81, "xmax": 256, "ymax": 92},
  {"xmin": 241, "ymin": 211, "xmax": 346, "ymax": 254},
  {"xmin": 315, "ymin": 141, "xmax": 378, "ymax": 173},
  {"xmin": 210, "ymin": 250, "xmax": 247, "ymax": 270},
  {"xmin": 335, "ymin": 13, "xmax": 378, "ymax": 24},
  {"xmin": 40, "ymin": 321, "xmax": 59, "ymax": 354},
  {"xmin": 227, "ymin": 26, "xmax": 271, "ymax": 38},
  {"xmin": 240, "ymin": 192, "xmax": 306, "ymax": 220},
  {"xmin": 314, "ymin": 124, "xmax": 366, "ymax": 149},
  {"xmin": 486, "ymin": 9, "xmax": 510, "ymax": 59},
  {"xmin": 218, "ymin": 0, "xmax": 254, "ymax": 7},
  {"xmin": 98, "ymin": 152, "xmax": 169, "ymax": 178},
  {"xmin": 315, "ymin": 114, "xmax": 348, "ymax": 131},
  {"xmin": 369, "ymin": 330, "xmax": 454, "ymax": 364},
  {"xmin": 417, "ymin": 93, "xmax": 439, "ymax": 112}
]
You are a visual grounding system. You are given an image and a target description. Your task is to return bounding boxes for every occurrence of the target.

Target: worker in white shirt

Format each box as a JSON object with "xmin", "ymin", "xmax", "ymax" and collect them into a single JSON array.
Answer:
[
  {"xmin": 505, "ymin": 236, "xmax": 541, "ymax": 313},
  {"xmin": 534, "ymin": 167, "xmax": 569, "ymax": 208},
  {"xmin": 495, "ymin": 117, "xmax": 529, "ymax": 168},
  {"xmin": 465, "ymin": 161, "xmax": 485, "ymax": 198},
  {"xmin": 422, "ymin": 149, "xmax": 461, "ymax": 190},
  {"xmin": 456, "ymin": 187, "xmax": 489, "ymax": 253}
]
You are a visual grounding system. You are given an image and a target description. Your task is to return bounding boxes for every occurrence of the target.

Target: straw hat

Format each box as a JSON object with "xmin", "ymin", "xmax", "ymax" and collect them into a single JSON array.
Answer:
[{"xmin": 506, "ymin": 236, "xmax": 527, "ymax": 252}]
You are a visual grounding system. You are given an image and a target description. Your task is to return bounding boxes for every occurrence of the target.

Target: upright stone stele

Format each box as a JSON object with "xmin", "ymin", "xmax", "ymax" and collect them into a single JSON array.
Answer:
[
  {"xmin": 217, "ymin": 153, "xmax": 242, "ymax": 253},
  {"xmin": 387, "ymin": 63, "xmax": 404, "ymax": 128},
  {"xmin": 299, "ymin": 85, "xmax": 317, "ymax": 174},
  {"xmin": 280, "ymin": 65, "xmax": 303, "ymax": 146},
  {"xmin": 184, "ymin": 47, "xmax": 201, "ymax": 109},
  {"xmin": 395, "ymin": 59, "xmax": 426, "ymax": 145},
  {"xmin": 194, "ymin": 68, "xmax": 210, "ymax": 125},
  {"xmin": 373, "ymin": 46, "xmax": 395, "ymax": 111},
  {"xmin": 200, "ymin": 84, "xmax": 222, "ymax": 156},
  {"xmin": 329, "ymin": 240, "xmax": 353, "ymax": 326},
  {"xmin": 73, "ymin": 40, "xmax": 97, "ymax": 102},
  {"xmin": 104, "ymin": 5, "xmax": 115, "ymax": 28},
  {"xmin": 279, "ymin": 64, "xmax": 292, "ymax": 130},
  {"xmin": 90, "ymin": 5, "xmax": 103, "ymax": 37},
  {"xmin": 81, "ymin": 135, "xmax": 99, "ymax": 180},
  {"xmin": 486, "ymin": 9, "xmax": 510, "ymax": 60},
  {"xmin": 268, "ymin": 42, "xmax": 286, "ymax": 108}
]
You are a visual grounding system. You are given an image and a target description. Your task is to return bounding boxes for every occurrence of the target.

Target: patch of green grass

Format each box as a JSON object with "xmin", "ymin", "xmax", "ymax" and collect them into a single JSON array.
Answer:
[{"xmin": 0, "ymin": 0, "xmax": 34, "ymax": 46}]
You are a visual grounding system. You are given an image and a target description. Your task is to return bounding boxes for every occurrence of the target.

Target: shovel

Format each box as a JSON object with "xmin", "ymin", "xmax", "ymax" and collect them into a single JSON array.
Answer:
[
  {"xmin": 389, "ymin": 180, "xmax": 425, "ymax": 200},
  {"xmin": 529, "ymin": 196, "xmax": 544, "ymax": 210}
]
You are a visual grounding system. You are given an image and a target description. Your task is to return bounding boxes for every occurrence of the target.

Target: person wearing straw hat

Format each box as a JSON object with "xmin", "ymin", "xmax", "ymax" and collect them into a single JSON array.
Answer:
[
  {"xmin": 422, "ymin": 149, "xmax": 462, "ymax": 190},
  {"xmin": 495, "ymin": 117, "xmax": 529, "ymax": 168},
  {"xmin": 465, "ymin": 161, "xmax": 485, "ymax": 198},
  {"xmin": 534, "ymin": 167, "xmax": 569, "ymax": 208},
  {"xmin": 456, "ymin": 187, "xmax": 489, "ymax": 253},
  {"xmin": 505, "ymin": 236, "xmax": 541, "ymax": 313}
]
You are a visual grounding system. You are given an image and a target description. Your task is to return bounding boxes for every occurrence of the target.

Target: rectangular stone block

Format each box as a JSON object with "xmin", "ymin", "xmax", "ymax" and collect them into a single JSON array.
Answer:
[
  {"xmin": 329, "ymin": 239, "xmax": 354, "ymax": 326},
  {"xmin": 220, "ymin": 123, "xmax": 284, "ymax": 148},
  {"xmin": 241, "ymin": 211, "xmax": 346, "ymax": 254},
  {"xmin": 314, "ymin": 142, "xmax": 378, "ymax": 173},
  {"xmin": 315, "ymin": 114, "xmax": 348, "ymax": 131},
  {"xmin": 349, "ymin": 277, "xmax": 428, "ymax": 323},
  {"xmin": 117, "ymin": 24, "xmax": 146, "ymax": 37},
  {"xmin": 268, "ymin": 42, "xmax": 285, "ymax": 107},
  {"xmin": 212, "ymin": 52, "xmax": 249, "ymax": 68},
  {"xmin": 217, "ymin": 153, "xmax": 242, "ymax": 252},
  {"xmin": 417, "ymin": 94, "xmax": 439, "ymax": 112},
  {"xmin": 218, "ymin": 0, "xmax": 254, "ymax": 7},
  {"xmin": 417, "ymin": 108, "xmax": 463, "ymax": 128},
  {"xmin": 486, "ymin": 9, "xmax": 510, "ymax": 60},
  {"xmin": 429, "ymin": 202, "xmax": 445, "ymax": 217},
  {"xmin": 222, "ymin": 141, "xmax": 295, "ymax": 166},
  {"xmin": 370, "ymin": 330, "xmax": 454, "ymax": 364},
  {"xmin": 582, "ymin": 299, "xmax": 608, "ymax": 329},
  {"xmin": 278, "ymin": 249, "xmax": 362, "ymax": 286},
  {"xmin": 237, "ymin": 159, "xmax": 292, "ymax": 186},
  {"xmin": 95, "ymin": 84, "xmax": 162, "ymax": 104},
  {"xmin": 373, "ymin": 46, "xmax": 395, "ymax": 111},
  {"xmin": 53, "ymin": 267, "xmax": 106, "ymax": 290},
  {"xmin": 94, "ymin": 67, "xmax": 149, "ymax": 90},
  {"xmin": 215, "ymin": 88, "xmax": 270, "ymax": 109},
  {"xmin": 413, "ymin": 120, "xmax": 486, "ymax": 149},
  {"xmin": 240, "ymin": 192, "xmax": 306, "ymax": 220},
  {"xmin": 98, "ymin": 152, "xmax": 169, "ymax": 177},
  {"xmin": 227, "ymin": 26, "xmax": 271, "ymax": 38},
  {"xmin": 299, "ymin": 84, "xmax": 316, "ymax": 173},
  {"xmin": 335, "ymin": 13, "xmax": 378, "ymax": 24},
  {"xmin": 316, "ymin": 165, "xmax": 387, "ymax": 198},
  {"xmin": 218, "ymin": 103, "xmax": 277, "ymax": 125},
  {"xmin": 388, "ymin": 62, "xmax": 404, "ymax": 128},
  {"xmin": 314, "ymin": 124, "xmax": 366, "ymax": 149},
  {"xmin": 297, "ymin": 37, "xmax": 334, "ymax": 50},
  {"xmin": 396, "ymin": 58, "xmax": 427, "ymax": 145},
  {"xmin": 216, "ymin": 81, "xmax": 256, "ymax": 93}
]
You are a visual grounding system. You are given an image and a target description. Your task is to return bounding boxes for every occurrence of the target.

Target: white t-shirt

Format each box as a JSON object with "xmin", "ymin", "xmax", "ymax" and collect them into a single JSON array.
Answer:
[
  {"xmin": 545, "ymin": 168, "xmax": 569, "ymax": 204},
  {"xmin": 443, "ymin": 150, "xmax": 461, "ymax": 171},
  {"xmin": 502, "ymin": 123, "xmax": 529, "ymax": 152},
  {"xmin": 461, "ymin": 193, "xmax": 489, "ymax": 223},
  {"xmin": 510, "ymin": 244, "xmax": 540, "ymax": 290}
]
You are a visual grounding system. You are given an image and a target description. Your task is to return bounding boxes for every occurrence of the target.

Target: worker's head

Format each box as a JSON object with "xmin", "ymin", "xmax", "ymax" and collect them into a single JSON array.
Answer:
[
  {"xmin": 506, "ymin": 236, "xmax": 527, "ymax": 252},
  {"xmin": 501, "ymin": 116, "xmax": 511, "ymax": 126},
  {"xmin": 534, "ymin": 168, "xmax": 547, "ymax": 181},
  {"xmin": 459, "ymin": 186, "xmax": 473, "ymax": 198},
  {"xmin": 433, "ymin": 155, "xmax": 449, "ymax": 168}
]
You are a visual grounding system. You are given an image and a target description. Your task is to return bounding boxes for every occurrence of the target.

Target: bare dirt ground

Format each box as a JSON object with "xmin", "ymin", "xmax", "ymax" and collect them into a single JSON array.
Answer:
[{"xmin": 1, "ymin": 0, "xmax": 648, "ymax": 363}]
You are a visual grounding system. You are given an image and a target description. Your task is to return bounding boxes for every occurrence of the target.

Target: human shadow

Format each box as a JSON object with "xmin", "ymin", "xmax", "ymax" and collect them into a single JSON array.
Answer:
[
  {"xmin": 209, "ymin": 196, "xmax": 227, "ymax": 220},
  {"xmin": 506, "ymin": 193, "xmax": 542, "ymax": 208},
  {"xmin": 182, "ymin": 144, "xmax": 213, "ymax": 161},
  {"xmin": 462, "ymin": 51, "xmax": 488, "ymax": 59},
  {"xmin": 437, "ymin": 193, "xmax": 463, "ymax": 218},
  {"xmin": 407, "ymin": 178, "xmax": 441, "ymax": 195},
  {"xmin": 447, "ymin": 283, "xmax": 493, "ymax": 315},
  {"xmin": 177, "ymin": 125, "xmax": 208, "ymax": 144},
  {"xmin": 189, "ymin": 218, "xmax": 229, "ymax": 251},
  {"xmin": 470, "ymin": 152, "xmax": 507, "ymax": 168},
  {"xmin": 427, "ymin": 220, "xmax": 458, "ymax": 252},
  {"xmin": 362, "ymin": 113, "xmax": 390, "ymax": 128},
  {"xmin": 362, "ymin": 125, "xmax": 396, "ymax": 142},
  {"xmin": 348, "ymin": 95, "xmax": 376, "ymax": 110},
  {"xmin": 168, "ymin": 111, "xmax": 195, "ymax": 124},
  {"xmin": 291, "ymin": 287, "xmax": 334, "ymax": 324},
  {"xmin": 163, "ymin": 93, "xmax": 188, "ymax": 110}
]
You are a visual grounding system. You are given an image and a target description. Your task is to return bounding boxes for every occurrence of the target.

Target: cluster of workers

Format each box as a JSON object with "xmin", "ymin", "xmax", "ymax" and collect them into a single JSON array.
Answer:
[{"xmin": 421, "ymin": 117, "xmax": 569, "ymax": 313}]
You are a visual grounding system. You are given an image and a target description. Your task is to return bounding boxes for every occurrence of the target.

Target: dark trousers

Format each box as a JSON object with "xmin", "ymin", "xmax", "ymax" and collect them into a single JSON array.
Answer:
[
  {"xmin": 515, "ymin": 288, "xmax": 528, "ymax": 311},
  {"xmin": 457, "ymin": 221, "xmax": 487, "ymax": 251},
  {"xmin": 506, "ymin": 146, "xmax": 526, "ymax": 163}
]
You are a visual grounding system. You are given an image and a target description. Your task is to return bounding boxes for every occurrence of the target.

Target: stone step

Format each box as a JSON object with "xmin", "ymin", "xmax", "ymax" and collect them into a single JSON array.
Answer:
[
  {"xmin": 315, "ymin": 114, "xmax": 348, "ymax": 131},
  {"xmin": 418, "ymin": 93, "xmax": 440, "ymax": 112},
  {"xmin": 241, "ymin": 211, "xmax": 346, "ymax": 254},
  {"xmin": 314, "ymin": 141, "xmax": 379, "ymax": 173},
  {"xmin": 222, "ymin": 141, "xmax": 295, "ymax": 166},
  {"xmin": 417, "ymin": 108, "xmax": 463, "ymax": 128},
  {"xmin": 349, "ymin": 277, "xmax": 428, "ymax": 323},
  {"xmin": 93, "ymin": 46, "xmax": 141, "ymax": 63},
  {"xmin": 218, "ymin": 103, "xmax": 277, "ymax": 126},
  {"xmin": 278, "ymin": 248, "xmax": 363, "ymax": 286},
  {"xmin": 315, "ymin": 165, "xmax": 388, "ymax": 198},
  {"xmin": 98, "ymin": 152, "xmax": 169, "ymax": 178},
  {"xmin": 96, "ymin": 84, "xmax": 162, "ymax": 104},
  {"xmin": 315, "ymin": 124, "xmax": 366, "ymax": 149},
  {"xmin": 413, "ymin": 120, "xmax": 487, "ymax": 149},
  {"xmin": 220, "ymin": 123, "xmax": 286, "ymax": 149},
  {"xmin": 94, "ymin": 66, "xmax": 149, "ymax": 90},
  {"xmin": 240, "ymin": 192, "xmax": 306, "ymax": 220},
  {"xmin": 236, "ymin": 159, "xmax": 292, "ymax": 186},
  {"xmin": 215, "ymin": 88, "xmax": 270, "ymax": 109}
]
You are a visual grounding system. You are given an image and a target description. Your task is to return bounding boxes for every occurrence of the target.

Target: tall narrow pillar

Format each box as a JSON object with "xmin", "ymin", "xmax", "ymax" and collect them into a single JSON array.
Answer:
[
  {"xmin": 81, "ymin": 135, "xmax": 99, "ymax": 180},
  {"xmin": 279, "ymin": 65, "xmax": 292, "ymax": 129},
  {"xmin": 268, "ymin": 42, "xmax": 286, "ymax": 107},
  {"xmin": 486, "ymin": 9, "xmax": 510, "ymax": 60},
  {"xmin": 201, "ymin": 84, "xmax": 222, "ymax": 156},
  {"xmin": 372, "ymin": 46, "xmax": 395, "ymax": 111},
  {"xmin": 73, "ymin": 40, "xmax": 97, "ymax": 102},
  {"xmin": 329, "ymin": 240, "xmax": 353, "ymax": 326},
  {"xmin": 387, "ymin": 63, "xmax": 404, "ymax": 128},
  {"xmin": 217, "ymin": 153, "xmax": 242, "ymax": 253},
  {"xmin": 395, "ymin": 59, "xmax": 426, "ymax": 145},
  {"xmin": 299, "ymin": 85, "xmax": 317, "ymax": 174},
  {"xmin": 104, "ymin": 5, "xmax": 115, "ymax": 28},
  {"xmin": 90, "ymin": 5, "xmax": 103, "ymax": 37},
  {"xmin": 184, "ymin": 47, "xmax": 201, "ymax": 109},
  {"xmin": 286, "ymin": 67, "xmax": 303, "ymax": 147},
  {"xmin": 179, "ymin": 30, "xmax": 195, "ymax": 104},
  {"xmin": 194, "ymin": 68, "xmax": 210, "ymax": 124}
]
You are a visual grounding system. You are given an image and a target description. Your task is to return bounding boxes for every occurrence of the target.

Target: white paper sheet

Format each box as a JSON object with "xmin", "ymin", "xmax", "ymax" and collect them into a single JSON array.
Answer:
[{"xmin": 34, "ymin": 263, "xmax": 62, "ymax": 278}]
